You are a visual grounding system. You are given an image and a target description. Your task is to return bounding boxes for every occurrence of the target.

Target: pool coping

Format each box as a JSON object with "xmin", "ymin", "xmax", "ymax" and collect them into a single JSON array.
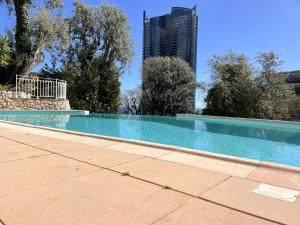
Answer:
[
  {"xmin": 1, "ymin": 119, "xmax": 300, "ymax": 173},
  {"xmin": 0, "ymin": 110, "xmax": 89, "ymax": 115},
  {"xmin": 177, "ymin": 114, "xmax": 300, "ymax": 125}
]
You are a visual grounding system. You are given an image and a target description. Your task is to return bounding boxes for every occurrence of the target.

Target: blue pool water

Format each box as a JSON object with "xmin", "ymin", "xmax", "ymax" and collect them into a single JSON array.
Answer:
[{"xmin": 0, "ymin": 112, "xmax": 300, "ymax": 167}]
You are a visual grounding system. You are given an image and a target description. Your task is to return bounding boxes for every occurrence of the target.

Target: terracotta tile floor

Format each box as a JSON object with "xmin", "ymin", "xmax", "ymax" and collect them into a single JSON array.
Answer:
[{"xmin": 0, "ymin": 123, "xmax": 299, "ymax": 225}]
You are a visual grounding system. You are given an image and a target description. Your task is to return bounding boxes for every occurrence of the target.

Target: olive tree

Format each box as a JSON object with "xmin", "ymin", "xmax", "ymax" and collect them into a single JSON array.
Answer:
[
  {"xmin": 62, "ymin": 1, "xmax": 134, "ymax": 113},
  {"xmin": 141, "ymin": 57, "xmax": 197, "ymax": 115},
  {"xmin": 21, "ymin": 0, "xmax": 70, "ymax": 77},
  {"xmin": 41, "ymin": 1, "xmax": 134, "ymax": 113},
  {"xmin": 0, "ymin": 0, "xmax": 68, "ymax": 77}
]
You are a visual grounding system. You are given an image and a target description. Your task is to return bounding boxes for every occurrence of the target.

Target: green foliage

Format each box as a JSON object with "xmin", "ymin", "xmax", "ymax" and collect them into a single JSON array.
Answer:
[
  {"xmin": 65, "ymin": 1, "xmax": 133, "ymax": 68},
  {"xmin": 0, "ymin": 84, "xmax": 14, "ymax": 91},
  {"xmin": 203, "ymin": 52, "xmax": 260, "ymax": 117},
  {"xmin": 62, "ymin": 61, "xmax": 121, "ymax": 113},
  {"xmin": 203, "ymin": 51, "xmax": 296, "ymax": 120},
  {"xmin": 0, "ymin": 0, "xmax": 32, "ymax": 74},
  {"xmin": 96, "ymin": 63, "xmax": 121, "ymax": 113},
  {"xmin": 19, "ymin": 0, "xmax": 70, "ymax": 76},
  {"xmin": 141, "ymin": 57, "xmax": 196, "ymax": 115},
  {"xmin": 61, "ymin": 1, "xmax": 134, "ymax": 113},
  {"xmin": 255, "ymin": 52, "xmax": 295, "ymax": 120},
  {"xmin": 1, "ymin": 0, "xmax": 69, "ymax": 77},
  {"xmin": 0, "ymin": 84, "xmax": 7, "ymax": 91},
  {"xmin": 0, "ymin": 36, "xmax": 11, "ymax": 67}
]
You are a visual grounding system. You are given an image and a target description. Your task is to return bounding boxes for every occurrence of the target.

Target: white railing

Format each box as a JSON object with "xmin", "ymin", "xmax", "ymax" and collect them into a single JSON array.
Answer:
[{"xmin": 15, "ymin": 75, "xmax": 67, "ymax": 100}]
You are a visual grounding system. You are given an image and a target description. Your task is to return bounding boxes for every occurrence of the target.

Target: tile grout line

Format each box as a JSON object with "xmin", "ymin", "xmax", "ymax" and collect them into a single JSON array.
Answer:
[
  {"xmin": 198, "ymin": 175, "xmax": 232, "ymax": 196},
  {"xmin": 0, "ymin": 218, "xmax": 6, "ymax": 225},
  {"xmin": 150, "ymin": 198, "xmax": 194, "ymax": 225},
  {"xmin": 0, "ymin": 135, "xmax": 291, "ymax": 225},
  {"xmin": 197, "ymin": 196, "xmax": 287, "ymax": 225}
]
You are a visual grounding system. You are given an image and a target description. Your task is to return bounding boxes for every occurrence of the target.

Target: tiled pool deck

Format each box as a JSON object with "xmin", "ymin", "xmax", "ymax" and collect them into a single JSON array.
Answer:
[{"xmin": 0, "ymin": 122, "xmax": 299, "ymax": 225}]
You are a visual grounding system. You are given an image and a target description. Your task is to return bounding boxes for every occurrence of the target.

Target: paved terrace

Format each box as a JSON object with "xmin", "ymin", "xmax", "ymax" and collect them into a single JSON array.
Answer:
[{"xmin": 0, "ymin": 122, "xmax": 300, "ymax": 225}]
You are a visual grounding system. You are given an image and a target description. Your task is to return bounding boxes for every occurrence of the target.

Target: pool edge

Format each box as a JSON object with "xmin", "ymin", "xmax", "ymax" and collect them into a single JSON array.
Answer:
[
  {"xmin": 0, "ymin": 110, "xmax": 89, "ymax": 115},
  {"xmin": 0, "ymin": 119, "xmax": 299, "ymax": 173},
  {"xmin": 177, "ymin": 114, "xmax": 300, "ymax": 125}
]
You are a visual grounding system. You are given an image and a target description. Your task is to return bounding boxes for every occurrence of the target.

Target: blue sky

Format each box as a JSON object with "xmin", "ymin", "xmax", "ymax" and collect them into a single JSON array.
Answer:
[{"xmin": 1, "ymin": 0, "xmax": 300, "ymax": 107}]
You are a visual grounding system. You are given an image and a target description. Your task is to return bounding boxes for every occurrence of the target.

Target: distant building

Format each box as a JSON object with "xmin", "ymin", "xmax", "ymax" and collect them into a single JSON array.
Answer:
[
  {"xmin": 280, "ymin": 70, "xmax": 300, "ymax": 119},
  {"xmin": 143, "ymin": 7, "xmax": 198, "ymax": 110},
  {"xmin": 282, "ymin": 70, "xmax": 300, "ymax": 96},
  {"xmin": 143, "ymin": 6, "xmax": 198, "ymax": 73}
]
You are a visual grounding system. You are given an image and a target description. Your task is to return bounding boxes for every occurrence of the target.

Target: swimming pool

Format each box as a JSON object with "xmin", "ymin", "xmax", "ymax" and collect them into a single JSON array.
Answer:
[{"xmin": 0, "ymin": 111, "xmax": 300, "ymax": 167}]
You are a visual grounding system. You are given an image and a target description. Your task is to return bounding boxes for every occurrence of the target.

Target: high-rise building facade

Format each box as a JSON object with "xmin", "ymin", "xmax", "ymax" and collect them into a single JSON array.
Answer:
[{"xmin": 143, "ymin": 6, "xmax": 198, "ymax": 73}]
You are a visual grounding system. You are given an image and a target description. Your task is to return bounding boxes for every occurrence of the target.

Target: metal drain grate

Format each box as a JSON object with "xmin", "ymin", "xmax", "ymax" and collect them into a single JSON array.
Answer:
[{"xmin": 253, "ymin": 183, "xmax": 299, "ymax": 203}]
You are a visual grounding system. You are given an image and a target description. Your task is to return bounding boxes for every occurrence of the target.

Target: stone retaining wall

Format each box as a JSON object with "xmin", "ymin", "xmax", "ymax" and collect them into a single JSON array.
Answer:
[{"xmin": 0, "ymin": 91, "xmax": 70, "ymax": 110}]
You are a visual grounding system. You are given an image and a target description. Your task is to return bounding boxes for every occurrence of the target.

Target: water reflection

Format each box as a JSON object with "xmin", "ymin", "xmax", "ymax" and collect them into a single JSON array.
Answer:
[{"xmin": 0, "ymin": 114, "xmax": 70, "ymax": 129}]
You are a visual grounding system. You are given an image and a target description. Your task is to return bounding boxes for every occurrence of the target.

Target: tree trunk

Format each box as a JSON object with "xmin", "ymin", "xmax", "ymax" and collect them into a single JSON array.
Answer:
[{"xmin": 14, "ymin": 0, "xmax": 31, "ymax": 76}]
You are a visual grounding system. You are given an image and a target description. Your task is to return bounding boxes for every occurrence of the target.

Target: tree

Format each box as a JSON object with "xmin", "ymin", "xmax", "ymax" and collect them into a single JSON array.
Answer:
[
  {"xmin": 121, "ymin": 88, "xmax": 141, "ymax": 114},
  {"xmin": 1, "ymin": 0, "xmax": 36, "ymax": 76},
  {"xmin": 203, "ymin": 51, "xmax": 296, "ymax": 120},
  {"xmin": 65, "ymin": 1, "xmax": 134, "ymax": 71},
  {"xmin": 61, "ymin": 1, "xmax": 134, "ymax": 113},
  {"xmin": 0, "ymin": 0, "xmax": 32, "ymax": 75},
  {"xmin": 0, "ymin": 36, "xmax": 11, "ymax": 67},
  {"xmin": 141, "ymin": 57, "xmax": 197, "ymax": 115},
  {"xmin": 21, "ymin": 0, "xmax": 69, "ymax": 77},
  {"xmin": 255, "ymin": 51, "xmax": 295, "ymax": 120},
  {"xmin": 203, "ymin": 52, "xmax": 260, "ymax": 117},
  {"xmin": 1, "ymin": 0, "xmax": 70, "ymax": 77}
]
